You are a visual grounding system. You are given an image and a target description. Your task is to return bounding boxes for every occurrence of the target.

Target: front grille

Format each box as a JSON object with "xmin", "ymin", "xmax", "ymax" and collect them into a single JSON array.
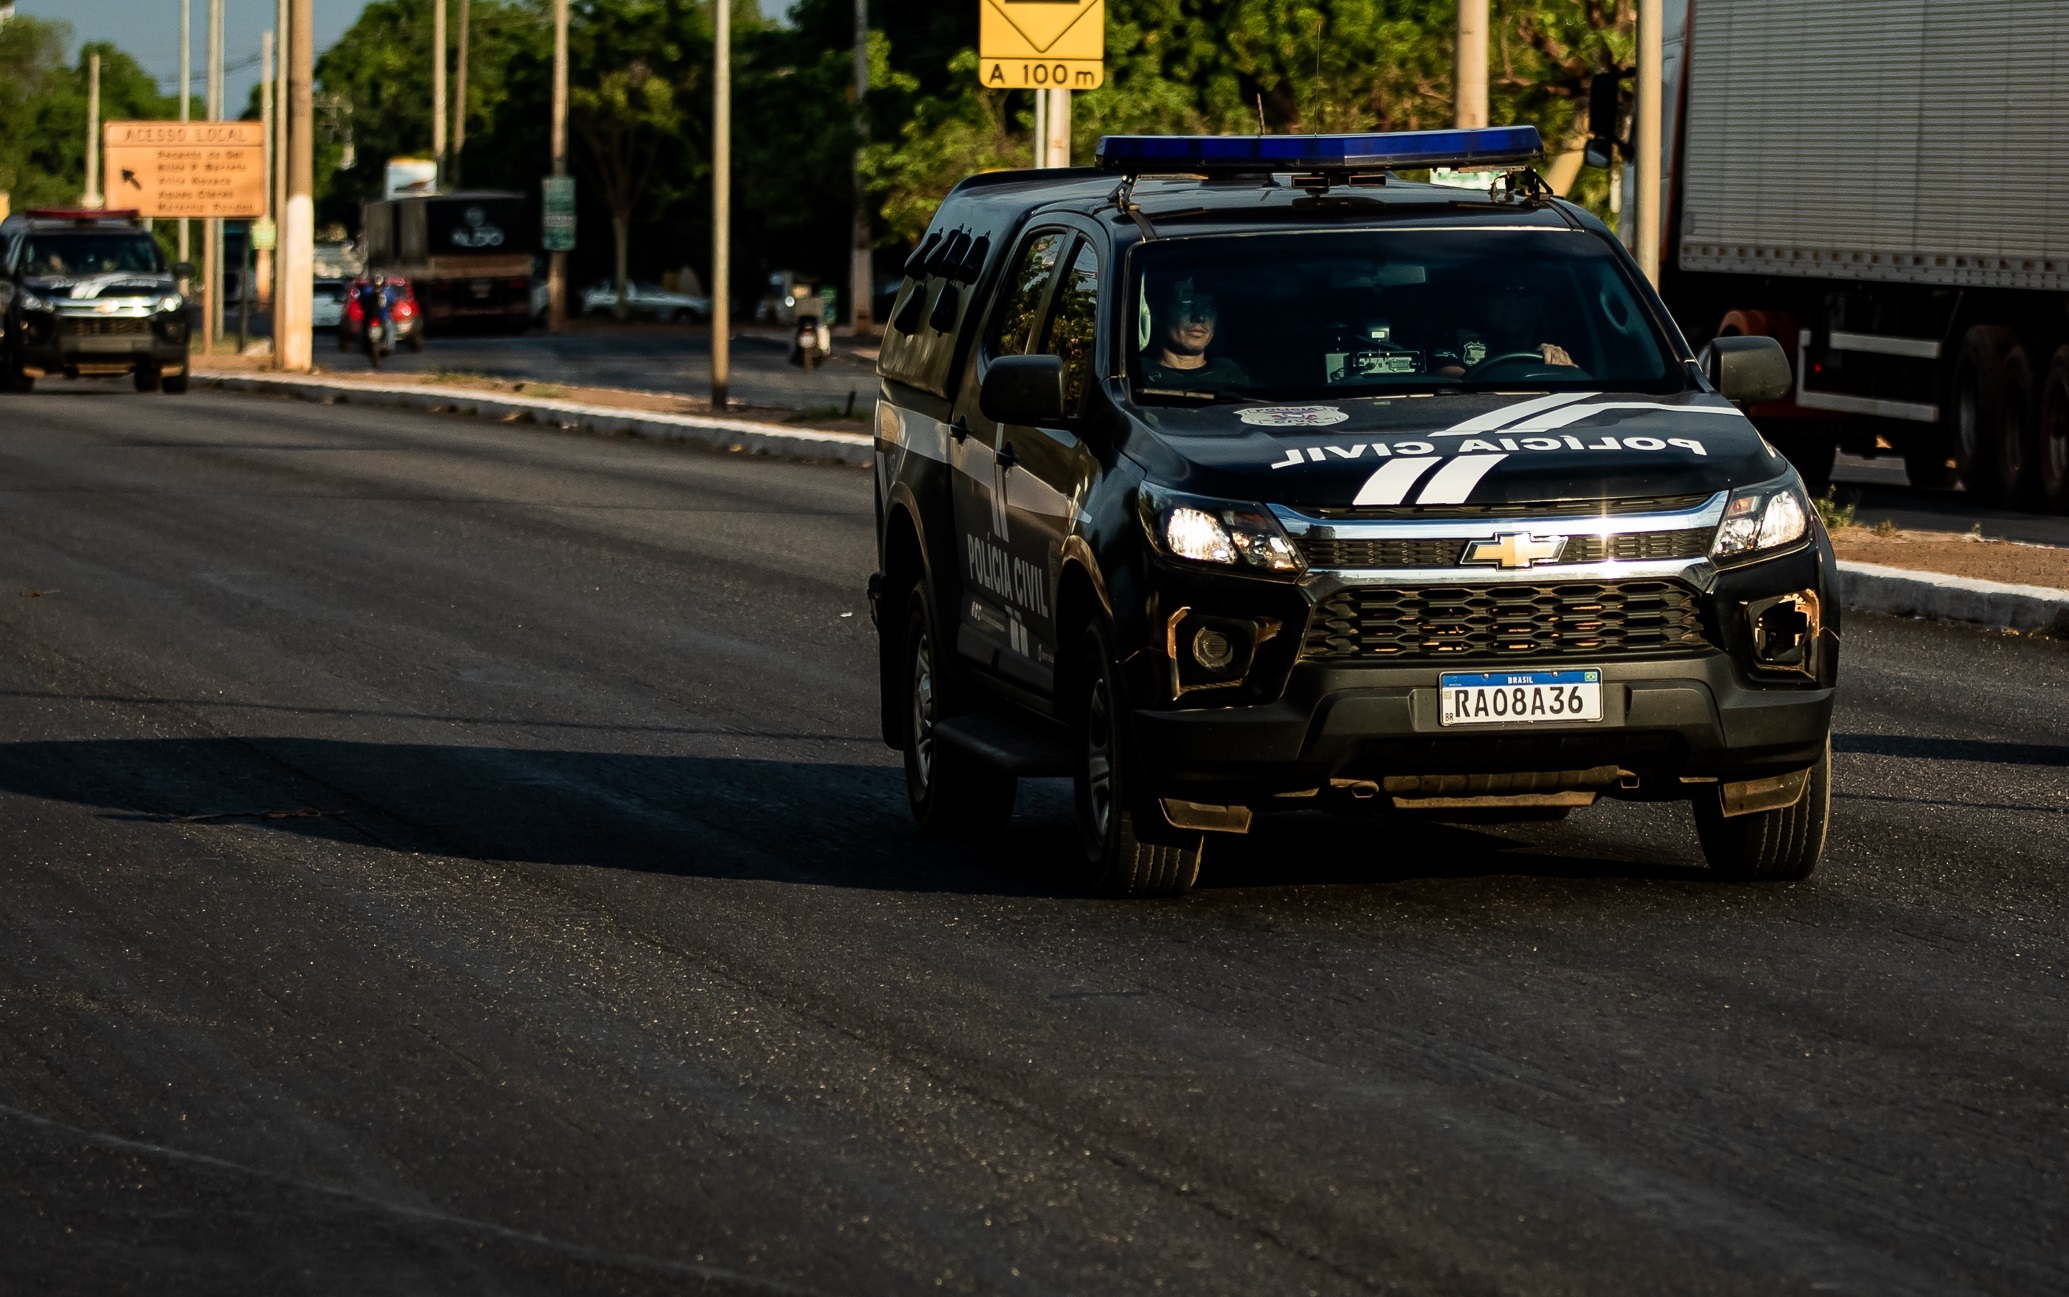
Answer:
[
  {"xmin": 1560, "ymin": 526, "xmax": 1713, "ymax": 563},
  {"xmin": 1302, "ymin": 581, "xmax": 1712, "ymax": 662},
  {"xmin": 61, "ymin": 317, "xmax": 153, "ymax": 336},
  {"xmin": 1301, "ymin": 525, "xmax": 1712, "ymax": 570},
  {"xmin": 1300, "ymin": 536, "xmax": 1466, "ymax": 568},
  {"xmin": 1310, "ymin": 493, "xmax": 1713, "ymax": 521}
]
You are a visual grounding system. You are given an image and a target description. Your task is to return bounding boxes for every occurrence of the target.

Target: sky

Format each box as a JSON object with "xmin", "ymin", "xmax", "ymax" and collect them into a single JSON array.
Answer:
[{"xmin": 13, "ymin": 1, "xmax": 791, "ymax": 113}]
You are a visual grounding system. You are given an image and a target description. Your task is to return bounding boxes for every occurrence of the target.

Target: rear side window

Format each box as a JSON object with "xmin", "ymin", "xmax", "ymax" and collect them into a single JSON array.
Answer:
[
  {"xmin": 1043, "ymin": 242, "xmax": 1099, "ymax": 414},
  {"xmin": 991, "ymin": 231, "xmax": 1066, "ymax": 356}
]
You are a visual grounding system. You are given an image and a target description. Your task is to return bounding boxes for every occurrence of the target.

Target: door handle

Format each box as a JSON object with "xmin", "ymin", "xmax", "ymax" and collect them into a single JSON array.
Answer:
[
  {"xmin": 950, "ymin": 419, "xmax": 972, "ymax": 443},
  {"xmin": 996, "ymin": 442, "xmax": 1018, "ymax": 471}
]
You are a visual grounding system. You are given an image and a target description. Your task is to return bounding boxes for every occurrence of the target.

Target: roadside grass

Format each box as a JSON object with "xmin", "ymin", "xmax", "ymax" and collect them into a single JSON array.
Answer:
[
  {"xmin": 1816, "ymin": 486, "xmax": 1859, "ymax": 531},
  {"xmin": 515, "ymin": 382, "xmax": 565, "ymax": 399},
  {"xmin": 433, "ymin": 368, "xmax": 491, "ymax": 384}
]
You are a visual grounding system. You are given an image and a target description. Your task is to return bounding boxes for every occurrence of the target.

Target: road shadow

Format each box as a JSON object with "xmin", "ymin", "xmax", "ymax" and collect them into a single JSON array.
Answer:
[
  {"xmin": 0, "ymin": 737, "xmax": 1697, "ymax": 896},
  {"xmin": 1836, "ymin": 732, "xmax": 2069, "ymax": 767}
]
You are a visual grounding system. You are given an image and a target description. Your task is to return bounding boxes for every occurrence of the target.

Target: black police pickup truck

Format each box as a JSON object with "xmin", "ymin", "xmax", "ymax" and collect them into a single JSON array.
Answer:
[
  {"xmin": 869, "ymin": 127, "xmax": 1836, "ymax": 896},
  {"xmin": 1, "ymin": 208, "xmax": 192, "ymax": 393}
]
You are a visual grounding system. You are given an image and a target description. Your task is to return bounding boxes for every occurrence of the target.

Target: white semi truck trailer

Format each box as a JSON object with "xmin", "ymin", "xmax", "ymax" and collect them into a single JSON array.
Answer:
[{"xmin": 1627, "ymin": 0, "xmax": 2069, "ymax": 509}]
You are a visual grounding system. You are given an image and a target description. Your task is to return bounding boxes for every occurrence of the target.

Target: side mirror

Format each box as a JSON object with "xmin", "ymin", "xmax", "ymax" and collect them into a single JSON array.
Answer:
[
  {"xmin": 172, "ymin": 261, "xmax": 196, "ymax": 280},
  {"xmin": 1587, "ymin": 71, "xmax": 1622, "ymax": 144},
  {"xmin": 1583, "ymin": 138, "xmax": 1616, "ymax": 170},
  {"xmin": 980, "ymin": 354, "xmax": 1067, "ymax": 425},
  {"xmin": 1707, "ymin": 335, "xmax": 1793, "ymax": 404}
]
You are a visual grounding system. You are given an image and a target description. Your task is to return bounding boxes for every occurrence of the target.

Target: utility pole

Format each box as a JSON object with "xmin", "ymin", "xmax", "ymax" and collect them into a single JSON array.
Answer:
[
  {"xmin": 1032, "ymin": 90, "xmax": 1046, "ymax": 167},
  {"xmin": 280, "ymin": 0, "xmax": 314, "ymax": 372},
  {"xmin": 179, "ymin": 0, "xmax": 190, "ymax": 265},
  {"xmin": 206, "ymin": 0, "xmax": 224, "ymax": 353},
  {"xmin": 432, "ymin": 0, "xmax": 447, "ymax": 188},
  {"xmin": 452, "ymin": 0, "xmax": 470, "ymax": 188},
  {"xmin": 547, "ymin": 0, "xmax": 568, "ymax": 332},
  {"xmin": 848, "ymin": 0, "xmax": 870, "ymax": 335},
  {"xmin": 257, "ymin": 30, "xmax": 273, "ymax": 310},
  {"xmin": 712, "ymin": 0, "xmax": 730, "ymax": 411},
  {"xmin": 273, "ymin": 0, "xmax": 288, "ymax": 334},
  {"xmin": 1455, "ymin": 0, "xmax": 1487, "ymax": 129},
  {"xmin": 84, "ymin": 54, "xmax": 102, "ymax": 207},
  {"xmin": 1634, "ymin": 0, "xmax": 1663, "ymax": 285}
]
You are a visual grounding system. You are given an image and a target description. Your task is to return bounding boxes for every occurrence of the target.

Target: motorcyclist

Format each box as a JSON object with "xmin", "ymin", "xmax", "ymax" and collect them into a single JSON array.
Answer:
[{"xmin": 353, "ymin": 274, "xmax": 393, "ymax": 362}]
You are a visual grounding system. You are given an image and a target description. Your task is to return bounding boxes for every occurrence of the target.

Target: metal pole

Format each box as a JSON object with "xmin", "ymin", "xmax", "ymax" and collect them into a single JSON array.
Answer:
[
  {"xmin": 431, "ymin": 0, "xmax": 447, "ymax": 187},
  {"xmin": 1044, "ymin": 87, "xmax": 1069, "ymax": 167},
  {"xmin": 452, "ymin": 0, "xmax": 469, "ymax": 188},
  {"xmin": 207, "ymin": 0, "xmax": 223, "ymax": 353},
  {"xmin": 274, "ymin": 0, "xmax": 288, "ymax": 339},
  {"xmin": 847, "ymin": 0, "xmax": 870, "ymax": 334},
  {"xmin": 84, "ymin": 53, "xmax": 101, "ymax": 207},
  {"xmin": 280, "ymin": 0, "xmax": 314, "ymax": 372},
  {"xmin": 547, "ymin": 0, "xmax": 568, "ymax": 332},
  {"xmin": 712, "ymin": 0, "xmax": 730, "ymax": 411},
  {"xmin": 1455, "ymin": 0, "xmax": 1488, "ymax": 129},
  {"xmin": 179, "ymin": 0, "xmax": 190, "ymax": 265},
  {"xmin": 257, "ymin": 29, "xmax": 273, "ymax": 310},
  {"xmin": 1635, "ymin": 0, "xmax": 1663, "ymax": 284},
  {"xmin": 238, "ymin": 232, "xmax": 251, "ymax": 352}
]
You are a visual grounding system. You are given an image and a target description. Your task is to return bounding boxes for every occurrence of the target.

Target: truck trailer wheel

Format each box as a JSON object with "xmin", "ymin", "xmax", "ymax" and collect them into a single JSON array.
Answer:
[
  {"xmin": 2036, "ymin": 346, "xmax": 2069, "ymax": 514},
  {"xmin": 1072, "ymin": 622, "xmax": 1201, "ymax": 897},
  {"xmin": 899, "ymin": 585, "xmax": 1015, "ymax": 838},
  {"xmin": 1991, "ymin": 344, "xmax": 2038, "ymax": 506},
  {"xmin": 1692, "ymin": 740, "xmax": 1831, "ymax": 882},
  {"xmin": 1950, "ymin": 326, "xmax": 2017, "ymax": 504}
]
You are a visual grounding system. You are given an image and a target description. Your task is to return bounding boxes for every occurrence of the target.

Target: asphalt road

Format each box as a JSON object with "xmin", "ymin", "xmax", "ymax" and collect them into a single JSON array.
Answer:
[
  {"xmin": 1, "ymin": 382, "xmax": 2064, "ymax": 1297},
  {"xmin": 319, "ymin": 322, "xmax": 881, "ymax": 414}
]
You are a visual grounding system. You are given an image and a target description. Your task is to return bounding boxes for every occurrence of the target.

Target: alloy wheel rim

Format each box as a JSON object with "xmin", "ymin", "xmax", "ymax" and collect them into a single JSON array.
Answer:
[
  {"xmin": 1084, "ymin": 667, "xmax": 1115, "ymax": 843},
  {"xmin": 911, "ymin": 632, "xmax": 935, "ymax": 788}
]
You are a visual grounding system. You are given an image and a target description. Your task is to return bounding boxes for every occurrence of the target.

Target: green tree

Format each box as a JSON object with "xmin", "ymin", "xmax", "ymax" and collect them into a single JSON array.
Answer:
[{"xmin": 0, "ymin": 21, "xmax": 182, "ymax": 213}]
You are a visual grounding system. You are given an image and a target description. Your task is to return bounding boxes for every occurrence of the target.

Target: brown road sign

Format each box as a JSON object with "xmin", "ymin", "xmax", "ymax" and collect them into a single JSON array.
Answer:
[
  {"xmin": 979, "ymin": 0, "xmax": 1104, "ymax": 90},
  {"xmin": 103, "ymin": 121, "xmax": 266, "ymax": 219}
]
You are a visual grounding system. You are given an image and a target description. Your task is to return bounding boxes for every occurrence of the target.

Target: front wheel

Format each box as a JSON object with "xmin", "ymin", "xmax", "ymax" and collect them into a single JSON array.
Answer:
[
  {"xmin": 1, "ymin": 345, "xmax": 32, "ymax": 393},
  {"xmin": 1692, "ymin": 738, "xmax": 1831, "ymax": 881},
  {"xmin": 1072, "ymin": 623, "xmax": 1201, "ymax": 897},
  {"xmin": 900, "ymin": 586, "xmax": 1015, "ymax": 837}
]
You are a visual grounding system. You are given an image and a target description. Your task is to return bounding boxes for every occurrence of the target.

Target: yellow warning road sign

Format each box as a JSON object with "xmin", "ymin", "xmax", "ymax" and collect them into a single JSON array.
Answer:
[
  {"xmin": 979, "ymin": 0, "xmax": 1104, "ymax": 90},
  {"xmin": 102, "ymin": 121, "xmax": 266, "ymax": 220}
]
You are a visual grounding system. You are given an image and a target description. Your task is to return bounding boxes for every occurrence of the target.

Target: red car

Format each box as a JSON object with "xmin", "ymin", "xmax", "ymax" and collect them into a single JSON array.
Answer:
[{"xmin": 337, "ymin": 276, "xmax": 424, "ymax": 353}]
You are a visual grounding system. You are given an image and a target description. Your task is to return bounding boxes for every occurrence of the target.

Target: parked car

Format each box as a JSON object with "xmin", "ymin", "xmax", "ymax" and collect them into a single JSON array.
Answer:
[
  {"xmin": 337, "ymin": 275, "xmax": 423, "ymax": 353},
  {"xmin": 312, "ymin": 277, "xmax": 348, "ymax": 329},
  {"xmin": 581, "ymin": 280, "xmax": 710, "ymax": 322}
]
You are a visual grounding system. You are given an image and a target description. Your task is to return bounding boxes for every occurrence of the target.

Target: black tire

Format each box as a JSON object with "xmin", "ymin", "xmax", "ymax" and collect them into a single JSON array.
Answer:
[
  {"xmin": 1992, "ymin": 344, "xmax": 2038, "ymax": 506},
  {"xmin": 1071, "ymin": 622, "xmax": 1202, "ymax": 897},
  {"xmin": 1949, "ymin": 326, "xmax": 2015, "ymax": 504},
  {"xmin": 2035, "ymin": 346, "xmax": 2069, "ymax": 514},
  {"xmin": 1, "ymin": 340, "xmax": 32, "ymax": 393},
  {"xmin": 1692, "ymin": 738, "xmax": 1831, "ymax": 882},
  {"xmin": 406, "ymin": 332, "xmax": 424, "ymax": 354},
  {"xmin": 161, "ymin": 366, "xmax": 190, "ymax": 395},
  {"xmin": 900, "ymin": 585, "xmax": 1016, "ymax": 837},
  {"xmin": 133, "ymin": 365, "xmax": 161, "ymax": 393},
  {"xmin": 337, "ymin": 329, "xmax": 351, "ymax": 352}
]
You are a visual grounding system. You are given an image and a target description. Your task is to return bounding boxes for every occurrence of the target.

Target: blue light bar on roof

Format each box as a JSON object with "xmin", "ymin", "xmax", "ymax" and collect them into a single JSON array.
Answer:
[{"xmin": 1093, "ymin": 126, "xmax": 1543, "ymax": 174}]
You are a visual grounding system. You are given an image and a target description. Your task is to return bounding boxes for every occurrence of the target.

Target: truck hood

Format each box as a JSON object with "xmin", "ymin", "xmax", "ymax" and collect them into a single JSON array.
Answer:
[
  {"xmin": 1121, "ymin": 389, "xmax": 1785, "ymax": 510},
  {"xmin": 22, "ymin": 272, "xmax": 175, "ymax": 299}
]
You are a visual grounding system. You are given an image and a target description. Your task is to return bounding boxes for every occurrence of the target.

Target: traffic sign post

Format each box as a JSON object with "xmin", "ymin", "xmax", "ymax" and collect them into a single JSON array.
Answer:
[
  {"xmin": 979, "ymin": 0, "xmax": 1104, "ymax": 92},
  {"xmin": 103, "ymin": 121, "xmax": 266, "ymax": 219}
]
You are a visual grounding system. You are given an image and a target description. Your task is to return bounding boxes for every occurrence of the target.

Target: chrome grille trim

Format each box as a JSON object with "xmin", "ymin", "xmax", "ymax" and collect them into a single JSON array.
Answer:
[{"xmin": 1271, "ymin": 490, "xmax": 1728, "ymax": 542}]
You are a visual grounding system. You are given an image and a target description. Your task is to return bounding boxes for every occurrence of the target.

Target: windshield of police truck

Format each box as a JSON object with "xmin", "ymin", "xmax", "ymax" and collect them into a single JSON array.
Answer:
[
  {"xmin": 19, "ymin": 234, "xmax": 165, "ymax": 278},
  {"xmin": 1129, "ymin": 229, "xmax": 1676, "ymax": 401}
]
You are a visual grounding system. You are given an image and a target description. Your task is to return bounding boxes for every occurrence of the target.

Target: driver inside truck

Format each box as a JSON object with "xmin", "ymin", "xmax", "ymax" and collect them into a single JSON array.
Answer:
[
  {"xmin": 1432, "ymin": 271, "xmax": 1578, "ymax": 375},
  {"xmin": 1137, "ymin": 276, "xmax": 1252, "ymax": 392}
]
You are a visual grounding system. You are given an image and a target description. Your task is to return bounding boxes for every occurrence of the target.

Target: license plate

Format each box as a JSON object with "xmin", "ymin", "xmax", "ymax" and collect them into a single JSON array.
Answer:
[{"xmin": 1440, "ymin": 669, "xmax": 1603, "ymax": 726}]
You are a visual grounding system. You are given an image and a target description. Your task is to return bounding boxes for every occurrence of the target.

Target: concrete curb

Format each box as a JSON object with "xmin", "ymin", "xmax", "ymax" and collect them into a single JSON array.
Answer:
[
  {"xmin": 1838, "ymin": 560, "xmax": 2069, "ymax": 635},
  {"xmin": 193, "ymin": 371, "xmax": 874, "ymax": 467}
]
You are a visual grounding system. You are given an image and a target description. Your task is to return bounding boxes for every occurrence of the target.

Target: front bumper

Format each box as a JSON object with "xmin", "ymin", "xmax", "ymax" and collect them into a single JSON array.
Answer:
[
  {"xmin": 17, "ymin": 310, "xmax": 188, "ymax": 370},
  {"xmin": 1134, "ymin": 651, "xmax": 1832, "ymax": 798}
]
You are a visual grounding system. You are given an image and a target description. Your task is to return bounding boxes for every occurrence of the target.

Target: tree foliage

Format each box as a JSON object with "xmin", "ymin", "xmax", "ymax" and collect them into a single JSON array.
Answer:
[{"xmin": 0, "ymin": 18, "xmax": 185, "ymax": 212}]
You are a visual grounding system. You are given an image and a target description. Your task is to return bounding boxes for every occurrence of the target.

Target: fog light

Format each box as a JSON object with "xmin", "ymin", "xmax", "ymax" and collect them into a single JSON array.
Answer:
[
  {"xmin": 1192, "ymin": 626, "xmax": 1235, "ymax": 670},
  {"xmin": 1746, "ymin": 590, "xmax": 1820, "ymax": 674}
]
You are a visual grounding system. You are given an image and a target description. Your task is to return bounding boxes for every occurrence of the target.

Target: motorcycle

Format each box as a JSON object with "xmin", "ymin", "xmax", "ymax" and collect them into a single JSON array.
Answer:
[{"xmin": 790, "ymin": 312, "xmax": 831, "ymax": 371}]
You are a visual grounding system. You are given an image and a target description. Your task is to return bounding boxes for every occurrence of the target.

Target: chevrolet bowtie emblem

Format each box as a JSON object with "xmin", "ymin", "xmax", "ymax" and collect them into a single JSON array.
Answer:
[{"xmin": 1463, "ymin": 531, "xmax": 1567, "ymax": 569}]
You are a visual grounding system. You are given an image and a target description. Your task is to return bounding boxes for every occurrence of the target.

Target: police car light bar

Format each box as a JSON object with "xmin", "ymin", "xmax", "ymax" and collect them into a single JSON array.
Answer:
[{"xmin": 1094, "ymin": 126, "xmax": 1543, "ymax": 175}]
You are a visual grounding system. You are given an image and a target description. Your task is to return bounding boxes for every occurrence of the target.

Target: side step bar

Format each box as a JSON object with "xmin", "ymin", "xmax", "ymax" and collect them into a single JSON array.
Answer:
[{"xmin": 933, "ymin": 714, "xmax": 1072, "ymax": 778}]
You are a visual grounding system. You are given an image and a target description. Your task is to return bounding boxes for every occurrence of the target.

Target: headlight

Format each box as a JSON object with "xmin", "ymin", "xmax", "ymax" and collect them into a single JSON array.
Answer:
[
  {"xmin": 1712, "ymin": 482, "xmax": 1811, "ymax": 563},
  {"xmin": 19, "ymin": 291, "xmax": 53, "ymax": 312},
  {"xmin": 156, "ymin": 295, "xmax": 183, "ymax": 313},
  {"xmin": 1141, "ymin": 484, "xmax": 1304, "ymax": 575}
]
